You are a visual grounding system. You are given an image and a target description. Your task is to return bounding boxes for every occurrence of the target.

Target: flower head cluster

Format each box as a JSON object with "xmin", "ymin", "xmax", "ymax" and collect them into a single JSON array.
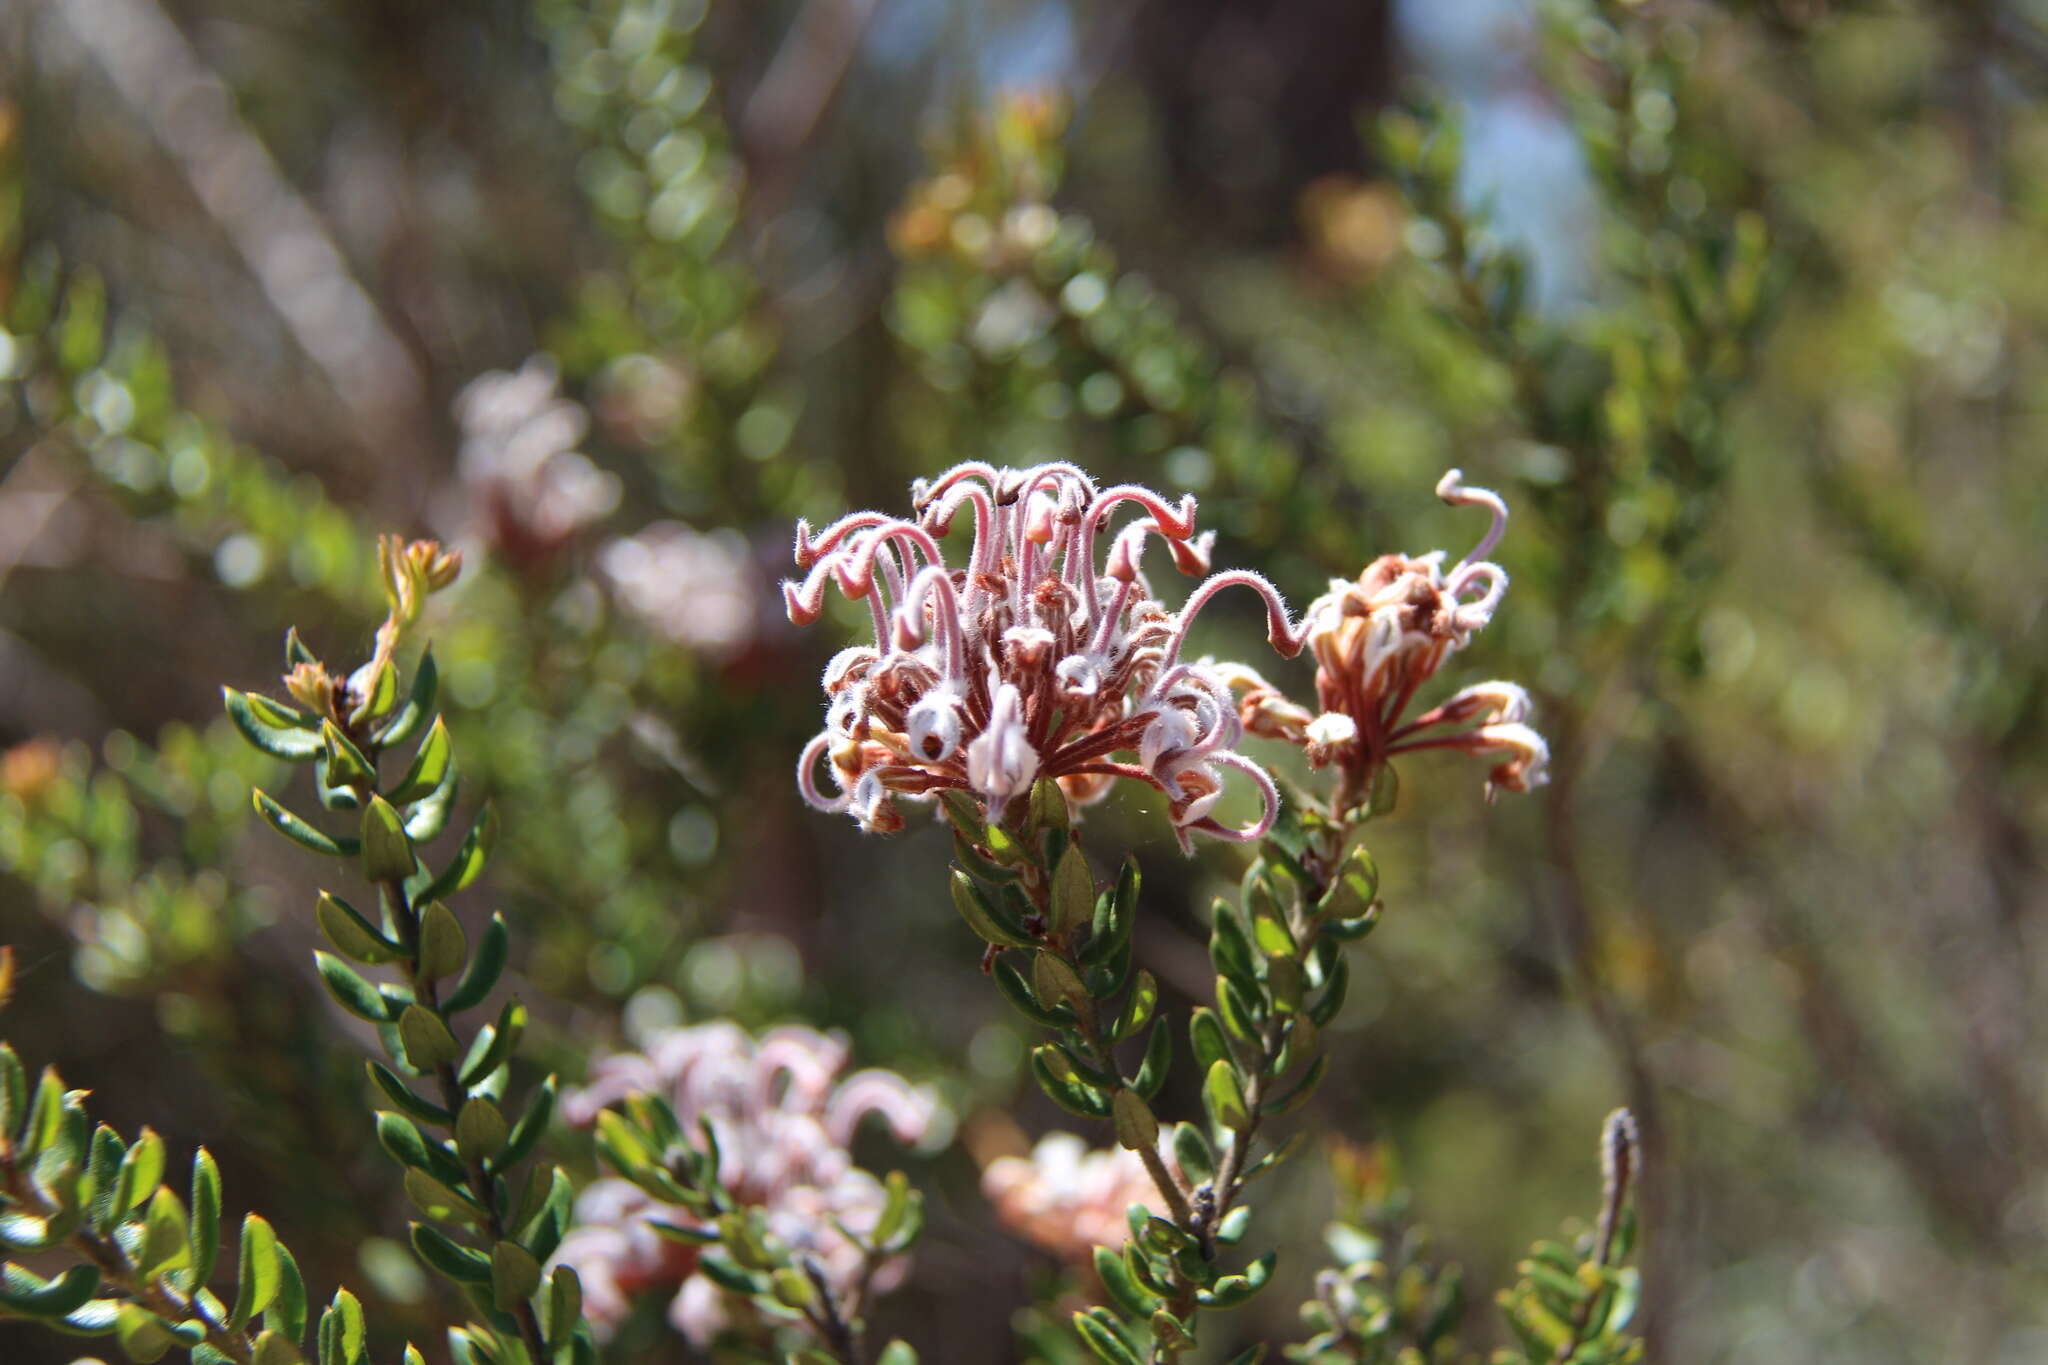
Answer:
[
  {"xmin": 552, "ymin": 1023, "xmax": 943, "ymax": 1346},
  {"xmin": 785, "ymin": 463, "xmax": 1302, "ymax": 848},
  {"xmin": 1228, "ymin": 470, "xmax": 1548, "ymax": 814},
  {"xmin": 982, "ymin": 1132, "xmax": 1168, "ymax": 1264}
]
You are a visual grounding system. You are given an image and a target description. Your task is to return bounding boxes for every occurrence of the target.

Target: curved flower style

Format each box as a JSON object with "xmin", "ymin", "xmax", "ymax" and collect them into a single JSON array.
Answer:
[
  {"xmin": 982, "ymin": 1132, "xmax": 1170, "ymax": 1265},
  {"xmin": 785, "ymin": 463, "xmax": 1304, "ymax": 848},
  {"xmin": 1227, "ymin": 469, "xmax": 1549, "ymax": 814},
  {"xmin": 552, "ymin": 1023, "xmax": 944, "ymax": 1346}
]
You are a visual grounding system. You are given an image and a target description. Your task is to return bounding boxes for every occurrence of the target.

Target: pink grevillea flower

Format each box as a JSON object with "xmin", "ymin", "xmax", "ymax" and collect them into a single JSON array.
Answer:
[
  {"xmin": 1225, "ymin": 469, "xmax": 1548, "ymax": 815},
  {"xmin": 552, "ymin": 1023, "xmax": 944, "ymax": 1347},
  {"xmin": 785, "ymin": 463, "xmax": 1304, "ymax": 849},
  {"xmin": 982, "ymin": 1132, "xmax": 1172, "ymax": 1265}
]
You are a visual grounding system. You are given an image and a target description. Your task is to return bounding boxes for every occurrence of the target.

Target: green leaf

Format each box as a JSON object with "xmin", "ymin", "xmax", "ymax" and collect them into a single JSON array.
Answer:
[
  {"xmin": 404, "ymin": 1169, "xmax": 482, "ymax": 1225},
  {"xmin": 115, "ymin": 1304, "xmax": 178, "ymax": 1363},
  {"xmin": 991, "ymin": 954, "xmax": 1071, "ymax": 1027},
  {"xmin": 545, "ymin": 1265, "xmax": 582, "ymax": 1349},
  {"xmin": 374, "ymin": 1113, "xmax": 470, "ymax": 1190},
  {"xmin": 321, "ymin": 1289, "xmax": 366, "ymax": 1365},
  {"xmin": 1083, "ymin": 856, "xmax": 1140, "ymax": 965},
  {"xmin": 520, "ymin": 1168, "xmax": 574, "ymax": 1264},
  {"xmin": 410, "ymin": 1224, "xmax": 492, "ymax": 1284},
  {"xmin": 111, "ymin": 1126, "xmax": 165, "ymax": 1223},
  {"xmin": 1308, "ymin": 954, "xmax": 1350, "ymax": 1026},
  {"xmin": 1111, "ymin": 1088, "xmax": 1159, "ymax": 1152},
  {"xmin": 459, "ymin": 999, "xmax": 526, "ymax": 1089},
  {"xmin": 253, "ymin": 791, "xmax": 358, "ymax": 857},
  {"xmin": 402, "ymin": 769, "xmax": 459, "ymax": 843},
  {"xmin": 1251, "ymin": 898, "xmax": 1297, "ymax": 959},
  {"xmin": 1131, "ymin": 1020, "xmax": 1173, "ymax": 1101},
  {"xmin": 417, "ymin": 902, "xmax": 466, "ymax": 981},
  {"xmin": 254, "ymin": 1327, "xmax": 307, "ymax": 1365},
  {"xmin": 56, "ymin": 1298, "xmax": 121, "ymax": 1336},
  {"xmin": 315, "ymin": 893, "xmax": 401, "ymax": 964},
  {"xmin": 1092, "ymin": 1247, "xmax": 1158, "ymax": 1319},
  {"xmin": 1209, "ymin": 900, "xmax": 1260, "ymax": 989},
  {"xmin": 1189, "ymin": 1007, "xmax": 1231, "ymax": 1075},
  {"xmin": 1050, "ymin": 842, "xmax": 1094, "ymax": 934},
  {"xmin": 1031, "ymin": 1048, "xmax": 1111, "ymax": 1119},
  {"xmin": 1316, "ymin": 846, "xmax": 1379, "ymax": 921},
  {"xmin": 1260, "ymin": 1054, "xmax": 1327, "ymax": 1118},
  {"xmin": 1217, "ymin": 975, "xmax": 1264, "ymax": 1044},
  {"xmin": 360, "ymin": 797, "xmax": 416, "ymax": 884},
  {"xmin": 1031, "ymin": 952, "xmax": 1089, "ymax": 1013},
  {"xmin": 984, "ymin": 823, "xmax": 1025, "ymax": 865},
  {"xmin": 1366, "ymin": 761, "xmax": 1398, "ymax": 818},
  {"xmin": 770, "ymin": 1266, "xmax": 815, "ymax": 1310},
  {"xmin": 485, "ymin": 1244, "xmax": 536, "ymax": 1317},
  {"xmin": 390, "ymin": 718, "xmax": 454, "ymax": 805},
  {"xmin": 950, "ymin": 869, "xmax": 1035, "ymax": 948},
  {"xmin": 694, "ymin": 1252, "xmax": 761, "ymax": 1295},
  {"xmin": 347, "ymin": 656, "xmax": 398, "ymax": 729},
  {"xmin": 442, "ymin": 914, "xmax": 507, "ymax": 1013},
  {"xmin": 1071, "ymin": 1310, "xmax": 1142, "ymax": 1365},
  {"xmin": 870, "ymin": 1169, "xmax": 916, "ymax": 1250},
  {"xmin": 874, "ymin": 1342, "xmax": 919, "ymax": 1365},
  {"xmin": 1028, "ymin": 776, "xmax": 1070, "ymax": 831},
  {"xmin": 0, "ymin": 1045, "xmax": 23, "ymax": 1137},
  {"xmin": 367, "ymin": 1062, "xmax": 453, "ymax": 1126},
  {"xmin": 398, "ymin": 1005, "xmax": 461, "ymax": 1071},
  {"xmin": 489, "ymin": 1076, "xmax": 556, "ymax": 1176},
  {"xmin": 1215, "ymin": 1204, "xmax": 1251, "ymax": 1246},
  {"xmin": 1111, "ymin": 969, "xmax": 1158, "ymax": 1043},
  {"xmin": 18, "ymin": 1068, "xmax": 62, "ymax": 1159},
  {"xmin": 373, "ymin": 650, "xmax": 439, "ymax": 749},
  {"xmin": 1172, "ymin": 1123, "xmax": 1216, "ymax": 1186},
  {"xmin": 223, "ymin": 689, "xmax": 321, "ymax": 761},
  {"xmin": 315, "ymin": 952, "xmax": 390, "ymax": 1023},
  {"xmin": 312, "ymin": 753, "xmax": 363, "ymax": 812},
  {"xmin": 319, "ymin": 721, "xmax": 376, "ymax": 790},
  {"xmin": 229, "ymin": 1213, "xmax": 281, "ymax": 1330},
  {"xmin": 0, "ymin": 1264, "xmax": 101, "ymax": 1317},
  {"xmin": 1197, "ymin": 1251, "xmax": 1275, "ymax": 1308},
  {"xmin": 454, "ymin": 1098, "xmax": 507, "ymax": 1165},
  {"xmin": 138, "ymin": 1187, "xmax": 191, "ymax": 1281},
  {"xmin": 189, "ymin": 1147, "xmax": 222, "ymax": 1289},
  {"xmin": 1203, "ymin": 1059, "xmax": 1251, "ymax": 1133},
  {"xmin": 268, "ymin": 1241, "xmax": 307, "ymax": 1343},
  {"xmin": 417, "ymin": 804, "xmax": 496, "ymax": 905}
]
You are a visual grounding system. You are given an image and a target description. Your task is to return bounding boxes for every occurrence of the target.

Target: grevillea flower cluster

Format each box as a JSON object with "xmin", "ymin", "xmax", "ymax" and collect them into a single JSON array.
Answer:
[
  {"xmin": 1227, "ymin": 470, "xmax": 1549, "ymax": 815},
  {"xmin": 982, "ymin": 1132, "xmax": 1169, "ymax": 1265},
  {"xmin": 552, "ymin": 1023, "xmax": 943, "ymax": 1346},
  {"xmin": 785, "ymin": 463, "xmax": 1302, "ymax": 848}
]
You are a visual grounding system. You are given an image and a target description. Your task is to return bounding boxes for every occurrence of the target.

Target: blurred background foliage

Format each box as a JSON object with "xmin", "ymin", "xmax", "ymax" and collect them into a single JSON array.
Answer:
[{"xmin": 1, "ymin": 0, "xmax": 2045, "ymax": 1360}]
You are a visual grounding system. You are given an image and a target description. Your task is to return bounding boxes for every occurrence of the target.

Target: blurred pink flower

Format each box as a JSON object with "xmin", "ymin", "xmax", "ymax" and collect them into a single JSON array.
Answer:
[
  {"xmin": 453, "ymin": 355, "xmax": 620, "ymax": 565},
  {"xmin": 598, "ymin": 522, "xmax": 761, "ymax": 657},
  {"xmin": 553, "ymin": 1022, "xmax": 944, "ymax": 1346},
  {"xmin": 982, "ymin": 1132, "xmax": 1169, "ymax": 1265}
]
